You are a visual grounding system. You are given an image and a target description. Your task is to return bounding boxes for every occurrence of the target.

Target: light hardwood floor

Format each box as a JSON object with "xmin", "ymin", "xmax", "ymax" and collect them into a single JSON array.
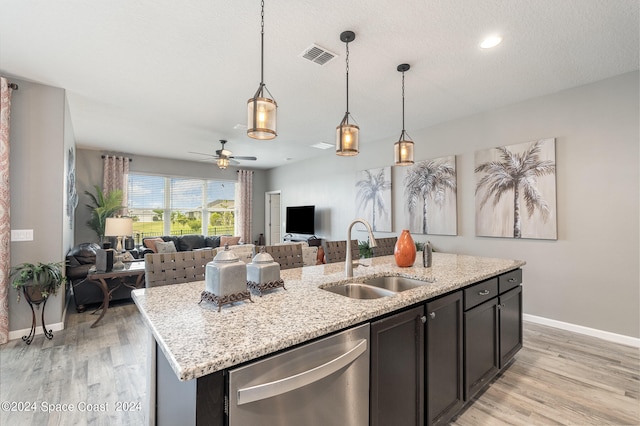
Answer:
[{"xmin": 1, "ymin": 300, "xmax": 638, "ymax": 426}]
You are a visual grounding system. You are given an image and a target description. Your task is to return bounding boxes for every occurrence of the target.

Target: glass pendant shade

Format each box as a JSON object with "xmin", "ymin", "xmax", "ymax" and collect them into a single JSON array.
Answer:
[
  {"xmin": 217, "ymin": 157, "xmax": 229, "ymax": 169},
  {"xmin": 247, "ymin": 92, "xmax": 277, "ymax": 140},
  {"xmin": 394, "ymin": 63, "xmax": 414, "ymax": 165},
  {"xmin": 247, "ymin": 0, "xmax": 277, "ymax": 140},
  {"xmin": 336, "ymin": 114, "xmax": 359, "ymax": 156},
  {"xmin": 394, "ymin": 136, "xmax": 414, "ymax": 165}
]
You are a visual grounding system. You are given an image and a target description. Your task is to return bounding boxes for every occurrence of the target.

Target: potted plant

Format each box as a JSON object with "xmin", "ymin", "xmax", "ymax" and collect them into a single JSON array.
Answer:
[
  {"xmin": 9, "ymin": 261, "xmax": 66, "ymax": 303},
  {"xmin": 85, "ymin": 185, "xmax": 124, "ymax": 241}
]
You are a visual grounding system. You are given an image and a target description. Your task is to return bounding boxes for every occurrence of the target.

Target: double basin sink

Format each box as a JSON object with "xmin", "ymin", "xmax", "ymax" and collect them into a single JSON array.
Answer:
[{"xmin": 322, "ymin": 276, "xmax": 432, "ymax": 299}]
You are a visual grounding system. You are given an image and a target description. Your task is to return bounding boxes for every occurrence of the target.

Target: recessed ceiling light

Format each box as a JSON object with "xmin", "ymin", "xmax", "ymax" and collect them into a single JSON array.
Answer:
[
  {"xmin": 311, "ymin": 142, "xmax": 334, "ymax": 150},
  {"xmin": 233, "ymin": 123, "xmax": 248, "ymax": 130},
  {"xmin": 480, "ymin": 35, "xmax": 502, "ymax": 49}
]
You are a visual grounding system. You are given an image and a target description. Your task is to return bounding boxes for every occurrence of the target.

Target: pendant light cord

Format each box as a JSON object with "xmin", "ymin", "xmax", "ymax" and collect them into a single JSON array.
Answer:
[
  {"xmin": 345, "ymin": 41, "xmax": 350, "ymax": 115},
  {"xmin": 260, "ymin": 0, "xmax": 265, "ymax": 86},
  {"xmin": 401, "ymin": 70, "xmax": 405, "ymax": 132}
]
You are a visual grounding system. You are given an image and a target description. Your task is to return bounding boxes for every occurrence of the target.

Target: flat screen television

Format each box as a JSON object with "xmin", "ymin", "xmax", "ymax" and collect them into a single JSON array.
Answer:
[{"xmin": 285, "ymin": 205, "xmax": 315, "ymax": 235}]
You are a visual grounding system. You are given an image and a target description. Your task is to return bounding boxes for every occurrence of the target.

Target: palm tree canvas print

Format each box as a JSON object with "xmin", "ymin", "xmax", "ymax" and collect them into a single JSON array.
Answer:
[
  {"xmin": 475, "ymin": 138, "xmax": 557, "ymax": 239},
  {"xmin": 356, "ymin": 167, "xmax": 392, "ymax": 232},
  {"xmin": 404, "ymin": 156, "xmax": 457, "ymax": 235}
]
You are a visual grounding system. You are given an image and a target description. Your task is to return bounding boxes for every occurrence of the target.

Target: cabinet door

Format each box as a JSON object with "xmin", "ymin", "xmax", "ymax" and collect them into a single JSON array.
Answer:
[
  {"xmin": 464, "ymin": 297, "xmax": 499, "ymax": 400},
  {"xmin": 426, "ymin": 291, "xmax": 463, "ymax": 426},
  {"xmin": 370, "ymin": 306, "xmax": 424, "ymax": 426},
  {"xmin": 499, "ymin": 285, "xmax": 523, "ymax": 368}
]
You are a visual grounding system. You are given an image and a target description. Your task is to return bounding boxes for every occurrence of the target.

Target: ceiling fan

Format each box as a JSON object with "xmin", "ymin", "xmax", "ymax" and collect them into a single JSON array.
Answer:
[{"xmin": 190, "ymin": 140, "xmax": 257, "ymax": 169}]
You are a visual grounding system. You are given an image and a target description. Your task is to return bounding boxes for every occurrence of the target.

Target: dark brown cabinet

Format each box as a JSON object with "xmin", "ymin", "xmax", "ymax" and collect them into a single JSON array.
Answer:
[
  {"xmin": 370, "ymin": 305, "xmax": 425, "ymax": 426},
  {"xmin": 499, "ymin": 283, "xmax": 523, "ymax": 368},
  {"xmin": 464, "ymin": 269, "xmax": 523, "ymax": 400},
  {"xmin": 369, "ymin": 268, "xmax": 523, "ymax": 423},
  {"xmin": 464, "ymin": 295, "xmax": 499, "ymax": 400},
  {"xmin": 426, "ymin": 291, "xmax": 464, "ymax": 426}
]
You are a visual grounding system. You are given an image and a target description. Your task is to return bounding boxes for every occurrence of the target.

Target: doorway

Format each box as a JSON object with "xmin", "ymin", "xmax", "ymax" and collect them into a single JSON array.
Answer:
[{"xmin": 265, "ymin": 191, "xmax": 281, "ymax": 245}]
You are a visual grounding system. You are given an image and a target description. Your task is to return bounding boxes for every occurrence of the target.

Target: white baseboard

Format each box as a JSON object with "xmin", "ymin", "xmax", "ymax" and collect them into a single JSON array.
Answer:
[
  {"xmin": 524, "ymin": 314, "xmax": 640, "ymax": 348},
  {"xmin": 8, "ymin": 321, "xmax": 65, "ymax": 341}
]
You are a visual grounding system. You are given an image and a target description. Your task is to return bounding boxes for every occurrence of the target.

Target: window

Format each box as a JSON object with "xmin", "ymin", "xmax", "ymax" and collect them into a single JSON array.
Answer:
[{"xmin": 128, "ymin": 174, "xmax": 236, "ymax": 242}]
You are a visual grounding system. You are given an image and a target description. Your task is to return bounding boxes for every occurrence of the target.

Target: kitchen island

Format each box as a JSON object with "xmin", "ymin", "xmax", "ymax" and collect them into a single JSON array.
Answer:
[{"xmin": 133, "ymin": 252, "xmax": 525, "ymax": 425}]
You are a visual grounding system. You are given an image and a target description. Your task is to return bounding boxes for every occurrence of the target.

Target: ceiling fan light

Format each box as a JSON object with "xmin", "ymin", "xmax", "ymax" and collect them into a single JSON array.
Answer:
[
  {"xmin": 247, "ymin": 94, "xmax": 277, "ymax": 140},
  {"xmin": 217, "ymin": 157, "xmax": 229, "ymax": 169},
  {"xmin": 394, "ymin": 139, "xmax": 414, "ymax": 165}
]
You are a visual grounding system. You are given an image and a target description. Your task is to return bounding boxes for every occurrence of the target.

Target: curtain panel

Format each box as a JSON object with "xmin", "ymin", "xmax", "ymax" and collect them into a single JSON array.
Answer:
[
  {"xmin": 102, "ymin": 155, "xmax": 130, "ymax": 216},
  {"xmin": 0, "ymin": 78, "xmax": 14, "ymax": 344},
  {"xmin": 237, "ymin": 170, "xmax": 253, "ymax": 244}
]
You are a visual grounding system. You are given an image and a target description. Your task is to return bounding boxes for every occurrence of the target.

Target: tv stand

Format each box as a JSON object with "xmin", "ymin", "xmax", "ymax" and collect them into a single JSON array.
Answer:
[{"xmin": 283, "ymin": 234, "xmax": 322, "ymax": 247}]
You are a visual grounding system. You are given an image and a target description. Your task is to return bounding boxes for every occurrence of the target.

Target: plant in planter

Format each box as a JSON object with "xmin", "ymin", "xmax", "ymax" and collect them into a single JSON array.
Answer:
[
  {"xmin": 85, "ymin": 185, "xmax": 124, "ymax": 241},
  {"xmin": 358, "ymin": 240, "xmax": 373, "ymax": 259},
  {"xmin": 9, "ymin": 261, "xmax": 66, "ymax": 303}
]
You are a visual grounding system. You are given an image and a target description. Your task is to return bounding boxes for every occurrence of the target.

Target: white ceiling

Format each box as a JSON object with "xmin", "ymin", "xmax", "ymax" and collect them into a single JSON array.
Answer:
[{"xmin": 1, "ymin": 0, "xmax": 638, "ymax": 169}]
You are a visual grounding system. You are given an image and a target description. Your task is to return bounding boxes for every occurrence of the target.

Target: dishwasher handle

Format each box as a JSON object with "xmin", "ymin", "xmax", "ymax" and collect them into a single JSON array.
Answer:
[{"xmin": 237, "ymin": 338, "xmax": 368, "ymax": 405}]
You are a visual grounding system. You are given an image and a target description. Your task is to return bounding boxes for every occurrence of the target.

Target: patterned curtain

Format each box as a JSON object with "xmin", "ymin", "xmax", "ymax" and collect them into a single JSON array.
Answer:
[
  {"xmin": 102, "ymin": 155, "xmax": 130, "ymax": 216},
  {"xmin": 0, "ymin": 78, "xmax": 14, "ymax": 344},
  {"xmin": 237, "ymin": 170, "xmax": 253, "ymax": 244}
]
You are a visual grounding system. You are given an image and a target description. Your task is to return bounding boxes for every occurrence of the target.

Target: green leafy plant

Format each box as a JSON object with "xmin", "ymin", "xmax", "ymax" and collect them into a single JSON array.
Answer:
[
  {"xmin": 358, "ymin": 240, "xmax": 373, "ymax": 258},
  {"xmin": 10, "ymin": 262, "xmax": 66, "ymax": 303},
  {"xmin": 85, "ymin": 185, "xmax": 124, "ymax": 241}
]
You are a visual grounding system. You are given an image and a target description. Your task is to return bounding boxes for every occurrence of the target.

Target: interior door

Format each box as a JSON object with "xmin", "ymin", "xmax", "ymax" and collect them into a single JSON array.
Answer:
[{"xmin": 265, "ymin": 192, "xmax": 281, "ymax": 245}]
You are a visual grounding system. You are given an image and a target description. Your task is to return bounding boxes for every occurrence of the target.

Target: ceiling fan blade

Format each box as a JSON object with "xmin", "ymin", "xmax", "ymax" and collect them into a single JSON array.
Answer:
[
  {"xmin": 189, "ymin": 151, "xmax": 217, "ymax": 157},
  {"xmin": 229, "ymin": 155, "xmax": 257, "ymax": 161},
  {"xmin": 216, "ymin": 149, "xmax": 232, "ymax": 157}
]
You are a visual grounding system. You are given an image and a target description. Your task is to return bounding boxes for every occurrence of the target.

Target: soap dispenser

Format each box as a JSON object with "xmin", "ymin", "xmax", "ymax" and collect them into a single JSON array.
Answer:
[{"xmin": 423, "ymin": 241, "xmax": 433, "ymax": 268}]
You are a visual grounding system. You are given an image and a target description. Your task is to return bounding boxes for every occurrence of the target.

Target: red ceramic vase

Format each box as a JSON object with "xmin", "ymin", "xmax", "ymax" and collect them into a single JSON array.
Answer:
[{"xmin": 394, "ymin": 229, "xmax": 416, "ymax": 267}]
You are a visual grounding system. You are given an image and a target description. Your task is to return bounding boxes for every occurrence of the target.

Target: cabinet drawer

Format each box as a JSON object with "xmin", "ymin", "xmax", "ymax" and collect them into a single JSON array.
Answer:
[
  {"xmin": 464, "ymin": 278, "xmax": 498, "ymax": 311},
  {"xmin": 498, "ymin": 269, "xmax": 522, "ymax": 294}
]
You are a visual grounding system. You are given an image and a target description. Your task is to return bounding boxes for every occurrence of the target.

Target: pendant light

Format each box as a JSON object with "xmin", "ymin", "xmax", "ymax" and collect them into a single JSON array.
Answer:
[
  {"xmin": 247, "ymin": 0, "xmax": 277, "ymax": 140},
  {"xmin": 336, "ymin": 30, "xmax": 359, "ymax": 156},
  {"xmin": 394, "ymin": 63, "xmax": 414, "ymax": 165}
]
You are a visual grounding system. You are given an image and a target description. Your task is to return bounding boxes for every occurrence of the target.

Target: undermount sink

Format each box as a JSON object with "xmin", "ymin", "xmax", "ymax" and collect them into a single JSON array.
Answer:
[
  {"xmin": 322, "ymin": 276, "xmax": 431, "ymax": 299},
  {"xmin": 322, "ymin": 283, "xmax": 396, "ymax": 299},
  {"xmin": 361, "ymin": 276, "xmax": 429, "ymax": 292}
]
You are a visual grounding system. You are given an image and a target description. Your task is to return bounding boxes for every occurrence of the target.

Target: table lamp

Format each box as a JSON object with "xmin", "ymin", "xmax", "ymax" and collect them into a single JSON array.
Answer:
[{"xmin": 104, "ymin": 217, "xmax": 133, "ymax": 269}]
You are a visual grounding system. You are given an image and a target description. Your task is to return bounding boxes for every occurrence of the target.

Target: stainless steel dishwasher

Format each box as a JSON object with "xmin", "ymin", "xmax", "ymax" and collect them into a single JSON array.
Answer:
[{"xmin": 228, "ymin": 323, "xmax": 370, "ymax": 425}]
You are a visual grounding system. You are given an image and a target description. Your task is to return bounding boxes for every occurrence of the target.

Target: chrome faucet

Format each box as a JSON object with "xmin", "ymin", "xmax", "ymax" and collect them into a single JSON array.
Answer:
[{"xmin": 346, "ymin": 218, "xmax": 378, "ymax": 277}]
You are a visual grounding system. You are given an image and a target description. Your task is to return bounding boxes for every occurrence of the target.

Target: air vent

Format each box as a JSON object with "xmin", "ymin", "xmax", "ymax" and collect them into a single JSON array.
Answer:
[{"xmin": 300, "ymin": 44, "xmax": 337, "ymax": 66}]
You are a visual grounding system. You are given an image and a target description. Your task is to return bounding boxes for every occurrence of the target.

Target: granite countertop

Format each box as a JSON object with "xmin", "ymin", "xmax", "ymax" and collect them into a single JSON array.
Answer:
[{"xmin": 132, "ymin": 252, "xmax": 525, "ymax": 381}]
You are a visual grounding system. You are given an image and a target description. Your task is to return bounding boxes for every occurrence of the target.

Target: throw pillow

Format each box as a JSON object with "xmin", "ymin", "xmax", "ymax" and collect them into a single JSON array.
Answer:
[
  {"xmin": 144, "ymin": 237, "xmax": 165, "ymax": 253},
  {"xmin": 220, "ymin": 235, "xmax": 241, "ymax": 247},
  {"xmin": 156, "ymin": 241, "xmax": 177, "ymax": 254}
]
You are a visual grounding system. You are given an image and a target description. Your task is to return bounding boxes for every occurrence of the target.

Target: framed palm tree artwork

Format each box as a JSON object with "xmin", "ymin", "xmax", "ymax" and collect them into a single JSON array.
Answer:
[
  {"xmin": 356, "ymin": 167, "xmax": 392, "ymax": 232},
  {"xmin": 403, "ymin": 156, "xmax": 457, "ymax": 235},
  {"xmin": 475, "ymin": 138, "xmax": 557, "ymax": 239}
]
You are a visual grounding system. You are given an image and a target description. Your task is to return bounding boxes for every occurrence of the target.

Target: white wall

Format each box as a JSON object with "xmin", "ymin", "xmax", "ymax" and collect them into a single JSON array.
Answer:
[
  {"xmin": 8, "ymin": 77, "xmax": 71, "ymax": 332},
  {"xmin": 267, "ymin": 71, "xmax": 639, "ymax": 339}
]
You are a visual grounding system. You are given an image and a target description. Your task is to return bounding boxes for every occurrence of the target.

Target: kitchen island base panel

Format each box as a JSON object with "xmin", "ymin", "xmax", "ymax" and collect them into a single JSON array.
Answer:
[{"xmin": 156, "ymin": 343, "xmax": 224, "ymax": 426}]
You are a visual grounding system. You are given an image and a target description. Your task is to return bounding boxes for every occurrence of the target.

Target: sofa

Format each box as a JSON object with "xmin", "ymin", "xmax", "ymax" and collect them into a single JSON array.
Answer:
[
  {"xmin": 139, "ymin": 234, "xmax": 223, "ymax": 256},
  {"xmin": 66, "ymin": 243, "xmax": 136, "ymax": 312}
]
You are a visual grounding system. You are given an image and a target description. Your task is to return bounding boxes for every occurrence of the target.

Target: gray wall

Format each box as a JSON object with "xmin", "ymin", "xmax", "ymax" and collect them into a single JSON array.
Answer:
[
  {"xmin": 8, "ymin": 77, "xmax": 73, "ymax": 332},
  {"xmin": 74, "ymin": 149, "xmax": 268, "ymax": 245},
  {"xmin": 267, "ymin": 71, "xmax": 640, "ymax": 338}
]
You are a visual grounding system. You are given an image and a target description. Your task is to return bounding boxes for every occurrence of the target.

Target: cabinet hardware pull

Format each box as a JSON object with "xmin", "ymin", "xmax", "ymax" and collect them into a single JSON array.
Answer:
[
  {"xmin": 420, "ymin": 316, "xmax": 427, "ymax": 323},
  {"xmin": 478, "ymin": 289, "xmax": 490, "ymax": 296},
  {"xmin": 429, "ymin": 312, "xmax": 436, "ymax": 319},
  {"xmin": 508, "ymin": 278, "xmax": 517, "ymax": 282}
]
